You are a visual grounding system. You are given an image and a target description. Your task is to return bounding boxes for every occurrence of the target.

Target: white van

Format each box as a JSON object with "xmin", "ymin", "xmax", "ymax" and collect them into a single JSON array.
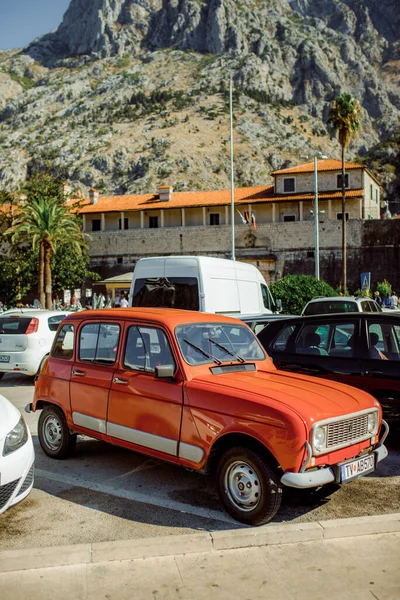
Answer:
[{"xmin": 128, "ymin": 256, "xmax": 278, "ymax": 316}]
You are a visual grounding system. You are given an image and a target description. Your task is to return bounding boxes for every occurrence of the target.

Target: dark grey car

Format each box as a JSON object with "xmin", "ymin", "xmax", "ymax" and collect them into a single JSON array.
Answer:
[{"xmin": 257, "ymin": 313, "xmax": 400, "ymax": 425}]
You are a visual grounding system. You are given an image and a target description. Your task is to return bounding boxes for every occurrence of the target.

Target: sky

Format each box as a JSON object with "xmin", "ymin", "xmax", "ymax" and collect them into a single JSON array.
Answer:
[{"xmin": 0, "ymin": 0, "xmax": 71, "ymax": 50}]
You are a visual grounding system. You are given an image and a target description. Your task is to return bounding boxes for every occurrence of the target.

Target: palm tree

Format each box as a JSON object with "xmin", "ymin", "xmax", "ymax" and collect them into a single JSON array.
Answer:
[
  {"xmin": 7, "ymin": 196, "xmax": 86, "ymax": 309},
  {"xmin": 328, "ymin": 93, "xmax": 362, "ymax": 294}
]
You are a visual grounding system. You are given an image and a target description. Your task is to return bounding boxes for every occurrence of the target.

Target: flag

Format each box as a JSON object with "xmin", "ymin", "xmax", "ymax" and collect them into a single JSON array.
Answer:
[
  {"xmin": 237, "ymin": 210, "xmax": 246, "ymax": 224},
  {"xmin": 244, "ymin": 210, "xmax": 250, "ymax": 224},
  {"xmin": 251, "ymin": 212, "xmax": 256, "ymax": 230}
]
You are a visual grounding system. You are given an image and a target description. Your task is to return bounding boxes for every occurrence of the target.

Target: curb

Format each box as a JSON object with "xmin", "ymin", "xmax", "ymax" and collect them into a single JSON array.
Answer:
[{"xmin": 1, "ymin": 513, "xmax": 399, "ymax": 574}]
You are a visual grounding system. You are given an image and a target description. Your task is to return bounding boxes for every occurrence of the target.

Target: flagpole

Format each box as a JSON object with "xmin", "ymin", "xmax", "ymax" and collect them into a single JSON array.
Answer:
[{"xmin": 229, "ymin": 76, "xmax": 236, "ymax": 261}]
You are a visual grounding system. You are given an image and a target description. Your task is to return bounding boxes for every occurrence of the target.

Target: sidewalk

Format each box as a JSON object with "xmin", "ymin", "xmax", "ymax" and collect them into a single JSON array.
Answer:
[{"xmin": 1, "ymin": 514, "xmax": 400, "ymax": 600}]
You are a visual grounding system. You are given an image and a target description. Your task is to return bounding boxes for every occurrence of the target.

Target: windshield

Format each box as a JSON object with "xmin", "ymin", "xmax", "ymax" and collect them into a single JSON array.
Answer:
[
  {"xmin": 175, "ymin": 323, "xmax": 265, "ymax": 365},
  {"xmin": 304, "ymin": 301, "xmax": 358, "ymax": 315}
]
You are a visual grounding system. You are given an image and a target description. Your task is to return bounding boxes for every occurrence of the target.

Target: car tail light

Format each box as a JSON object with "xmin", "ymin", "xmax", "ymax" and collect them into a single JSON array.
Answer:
[{"xmin": 26, "ymin": 318, "xmax": 39, "ymax": 334}]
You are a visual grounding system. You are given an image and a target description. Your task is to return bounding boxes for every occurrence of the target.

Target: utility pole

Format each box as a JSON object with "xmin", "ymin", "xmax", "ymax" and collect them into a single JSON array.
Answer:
[{"xmin": 229, "ymin": 76, "xmax": 235, "ymax": 261}]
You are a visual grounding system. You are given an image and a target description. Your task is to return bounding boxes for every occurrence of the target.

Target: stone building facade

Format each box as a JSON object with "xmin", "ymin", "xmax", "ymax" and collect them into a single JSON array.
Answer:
[{"xmin": 74, "ymin": 159, "xmax": 392, "ymax": 292}]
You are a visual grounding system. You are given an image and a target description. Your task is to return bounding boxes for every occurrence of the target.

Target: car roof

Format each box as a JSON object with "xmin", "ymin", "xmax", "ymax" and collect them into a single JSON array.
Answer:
[
  {"xmin": 0, "ymin": 310, "xmax": 70, "ymax": 318},
  {"xmin": 63, "ymin": 307, "xmax": 246, "ymax": 328},
  {"xmin": 306, "ymin": 296, "xmax": 361, "ymax": 303},
  {"xmin": 263, "ymin": 312, "xmax": 400, "ymax": 325}
]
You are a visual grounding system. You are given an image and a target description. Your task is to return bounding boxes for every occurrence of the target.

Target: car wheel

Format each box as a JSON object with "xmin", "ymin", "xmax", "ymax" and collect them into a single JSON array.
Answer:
[
  {"xmin": 216, "ymin": 446, "xmax": 282, "ymax": 525},
  {"xmin": 38, "ymin": 405, "xmax": 76, "ymax": 459},
  {"xmin": 0, "ymin": 372, "xmax": 4, "ymax": 380}
]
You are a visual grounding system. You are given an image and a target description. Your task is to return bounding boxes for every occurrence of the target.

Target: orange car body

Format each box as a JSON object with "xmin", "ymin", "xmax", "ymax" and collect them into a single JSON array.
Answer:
[{"xmin": 31, "ymin": 308, "xmax": 388, "ymax": 485}]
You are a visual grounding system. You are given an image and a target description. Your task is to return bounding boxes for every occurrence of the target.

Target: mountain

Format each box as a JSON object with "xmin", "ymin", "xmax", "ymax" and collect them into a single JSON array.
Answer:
[{"xmin": 0, "ymin": 0, "xmax": 399, "ymax": 210}]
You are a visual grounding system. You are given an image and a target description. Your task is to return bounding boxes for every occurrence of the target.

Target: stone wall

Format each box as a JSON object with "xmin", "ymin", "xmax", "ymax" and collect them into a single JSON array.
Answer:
[{"xmin": 88, "ymin": 219, "xmax": 400, "ymax": 292}]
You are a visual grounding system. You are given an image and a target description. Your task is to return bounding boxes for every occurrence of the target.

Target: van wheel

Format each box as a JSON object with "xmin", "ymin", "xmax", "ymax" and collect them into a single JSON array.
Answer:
[
  {"xmin": 216, "ymin": 446, "xmax": 282, "ymax": 525},
  {"xmin": 38, "ymin": 405, "xmax": 76, "ymax": 459}
]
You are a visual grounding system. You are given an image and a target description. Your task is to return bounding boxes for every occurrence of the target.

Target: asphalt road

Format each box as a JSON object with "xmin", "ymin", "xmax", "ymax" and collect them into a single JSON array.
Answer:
[{"xmin": 1, "ymin": 373, "xmax": 399, "ymax": 551}]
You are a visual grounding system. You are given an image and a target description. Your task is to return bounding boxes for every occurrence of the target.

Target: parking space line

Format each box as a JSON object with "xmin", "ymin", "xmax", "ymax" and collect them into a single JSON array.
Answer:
[{"xmin": 35, "ymin": 468, "xmax": 235, "ymax": 525}]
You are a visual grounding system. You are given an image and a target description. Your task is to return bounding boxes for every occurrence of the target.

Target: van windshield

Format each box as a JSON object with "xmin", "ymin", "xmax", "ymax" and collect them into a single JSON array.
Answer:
[{"xmin": 132, "ymin": 277, "xmax": 199, "ymax": 310}]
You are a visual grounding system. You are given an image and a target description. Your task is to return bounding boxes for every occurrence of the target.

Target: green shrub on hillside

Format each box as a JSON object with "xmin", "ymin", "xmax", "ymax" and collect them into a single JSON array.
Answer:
[{"xmin": 270, "ymin": 275, "xmax": 336, "ymax": 315}]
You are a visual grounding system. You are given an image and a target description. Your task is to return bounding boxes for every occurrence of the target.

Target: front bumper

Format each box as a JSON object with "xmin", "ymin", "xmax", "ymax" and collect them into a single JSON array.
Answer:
[
  {"xmin": 281, "ymin": 420, "xmax": 389, "ymax": 490},
  {"xmin": 0, "ymin": 429, "xmax": 35, "ymax": 514}
]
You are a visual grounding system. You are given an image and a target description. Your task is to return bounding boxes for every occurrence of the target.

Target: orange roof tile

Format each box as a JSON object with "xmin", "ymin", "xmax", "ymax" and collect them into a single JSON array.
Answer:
[
  {"xmin": 75, "ymin": 185, "xmax": 363, "ymax": 215},
  {"xmin": 77, "ymin": 185, "xmax": 275, "ymax": 214},
  {"xmin": 271, "ymin": 159, "xmax": 363, "ymax": 175}
]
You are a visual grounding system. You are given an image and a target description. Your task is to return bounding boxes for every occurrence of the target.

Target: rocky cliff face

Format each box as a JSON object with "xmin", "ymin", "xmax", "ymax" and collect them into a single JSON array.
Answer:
[{"xmin": 0, "ymin": 0, "xmax": 399, "ymax": 209}]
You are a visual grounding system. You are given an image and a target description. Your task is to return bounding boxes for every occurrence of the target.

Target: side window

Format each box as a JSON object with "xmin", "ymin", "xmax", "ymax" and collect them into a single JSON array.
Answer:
[
  {"xmin": 52, "ymin": 324, "xmax": 74, "ymax": 360},
  {"xmin": 48, "ymin": 314, "xmax": 68, "ymax": 332},
  {"xmin": 368, "ymin": 322, "xmax": 400, "ymax": 360},
  {"xmin": 79, "ymin": 322, "xmax": 120, "ymax": 363},
  {"xmin": 361, "ymin": 301, "xmax": 370, "ymax": 312},
  {"xmin": 296, "ymin": 324, "xmax": 329, "ymax": 356},
  {"xmin": 124, "ymin": 326, "xmax": 175, "ymax": 372},
  {"xmin": 261, "ymin": 284, "xmax": 272, "ymax": 311},
  {"xmin": 272, "ymin": 325, "xmax": 296, "ymax": 352},
  {"xmin": 329, "ymin": 323, "xmax": 356, "ymax": 357}
]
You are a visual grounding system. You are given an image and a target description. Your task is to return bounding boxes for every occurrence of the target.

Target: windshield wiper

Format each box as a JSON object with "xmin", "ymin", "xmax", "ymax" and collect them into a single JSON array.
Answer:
[
  {"xmin": 209, "ymin": 338, "xmax": 245, "ymax": 363},
  {"xmin": 183, "ymin": 338, "xmax": 222, "ymax": 365}
]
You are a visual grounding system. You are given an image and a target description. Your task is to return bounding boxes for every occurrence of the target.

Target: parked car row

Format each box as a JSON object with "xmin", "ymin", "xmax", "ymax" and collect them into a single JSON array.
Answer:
[
  {"xmin": 23, "ymin": 307, "xmax": 388, "ymax": 526},
  {"xmin": 1, "ymin": 294, "xmax": 397, "ymax": 523},
  {"xmin": 257, "ymin": 312, "xmax": 400, "ymax": 426}
]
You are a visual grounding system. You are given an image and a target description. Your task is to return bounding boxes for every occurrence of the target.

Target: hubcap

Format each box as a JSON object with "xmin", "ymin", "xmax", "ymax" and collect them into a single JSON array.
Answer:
[
  {"xmin": 43, "ymin": 415, "xmax": 63, "ymax": 450},
  {"xmin": 224, "ymin": 460, "xmax": 262, "ymax": 512}
]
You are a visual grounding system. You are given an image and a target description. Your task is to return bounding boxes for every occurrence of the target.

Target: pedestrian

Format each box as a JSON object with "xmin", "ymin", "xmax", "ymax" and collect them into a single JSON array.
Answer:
[
  {"xmin": 374, "ymin": 291, "xmax": 383, "ymax": 307},
  {"xmin": 98, "ymin": 293, "xmax": 105, "ymax": 308},
  {"xmin": 114, "ymin": 293, "xmax": 121, "ymax": 308},
  {"xmin": 383, "ymin": 294, "xmax": 391, "ymax": 308},
  {"xmin": 119, "ymin": 293, "xmax": 129, "ymax": 308},
  {"xmin": 389, "ymin": 291, "xmax": 399, "ymax": 309}
]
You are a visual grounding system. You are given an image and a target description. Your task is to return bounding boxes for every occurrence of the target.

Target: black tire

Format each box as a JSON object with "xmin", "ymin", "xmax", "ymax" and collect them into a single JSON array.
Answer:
[
  {"xmin": 0, "ymin": 372, "xmax": 4, "ymax": 380},
  {"xmin": 216, "ymin": 446, "xmax": 282, "ymax": 526},
  {"xmin": 38, "ymin": 405, "xmax": 77, "ymax": 459}
]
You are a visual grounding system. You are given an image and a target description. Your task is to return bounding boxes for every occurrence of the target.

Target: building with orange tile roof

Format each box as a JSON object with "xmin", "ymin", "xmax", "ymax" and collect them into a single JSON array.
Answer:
[{"xmin": 76, "ymin": 159, "xmax": 381, "ymax": 234}]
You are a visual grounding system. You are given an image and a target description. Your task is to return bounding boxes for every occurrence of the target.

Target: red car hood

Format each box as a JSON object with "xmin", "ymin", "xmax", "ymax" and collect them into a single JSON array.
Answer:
[{"xmin": 191, "ymin": 367, "xmax": 378, "ymax": 424}]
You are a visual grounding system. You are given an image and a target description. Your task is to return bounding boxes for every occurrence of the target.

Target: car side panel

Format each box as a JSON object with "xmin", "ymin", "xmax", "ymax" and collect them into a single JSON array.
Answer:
[{"xmin": 34, "ymin": 357, "xmax": 73, "ymax": 415}]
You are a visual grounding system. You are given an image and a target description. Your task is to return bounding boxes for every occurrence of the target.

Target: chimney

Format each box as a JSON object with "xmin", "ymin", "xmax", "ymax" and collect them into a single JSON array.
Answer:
[
  {"xmin": 158, "ymin": 185, "xmax": 173, "ymax": 202},
  {"xmin": 89, "ymin": 188, "xmax": 99, "ymax": 205},
  {"xmin": 63, "ymin": 182, "xmax": 72, "ymax": 199}
]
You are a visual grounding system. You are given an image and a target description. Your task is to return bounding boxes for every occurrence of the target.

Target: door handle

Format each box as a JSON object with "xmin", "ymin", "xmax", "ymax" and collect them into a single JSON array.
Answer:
[
  {"xmin": 113, "ymin": 377, "xmax": 129, "ymax": 385},
  {"xmin": 72, "ymin": 370, "xmax": 85, "ymax": 376},
  {"xmin": 366, "ymin": 370, "xmax": 383, "ymax": 376}
]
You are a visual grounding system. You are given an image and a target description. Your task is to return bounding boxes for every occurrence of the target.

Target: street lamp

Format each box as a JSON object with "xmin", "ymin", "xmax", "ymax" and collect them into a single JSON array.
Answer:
[{"xmin": 301, "ymin": 152, "xmax": 328, "ymax": 280}]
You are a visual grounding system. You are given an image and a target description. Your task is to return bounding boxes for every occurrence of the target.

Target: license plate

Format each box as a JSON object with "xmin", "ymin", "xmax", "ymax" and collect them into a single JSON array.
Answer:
[
  {"xmin": 0, "ymin": 355, "xmax": 10, "ymax": 363},
  {"xmin": 340, "ymin": 453, "xmax": 375, "ymax": 482}
]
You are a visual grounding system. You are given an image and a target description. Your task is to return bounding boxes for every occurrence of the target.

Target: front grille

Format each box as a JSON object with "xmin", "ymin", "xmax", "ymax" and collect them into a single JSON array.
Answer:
[
  {"xmin": 17, "ymin": 464, "xmax": 34, "ymax": 496},
  {"xmin": 0, "ymin": 479, "xmax": 20, "ymax": 510},
  {"xmin": 327, "ymin": 413, "xmax": 369, "ymax": 448}
]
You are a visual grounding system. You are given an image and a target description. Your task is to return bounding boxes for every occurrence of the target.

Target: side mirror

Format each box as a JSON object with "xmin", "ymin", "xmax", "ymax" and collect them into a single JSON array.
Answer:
[
  {"xmin": 154, "ymin": 364, "xmax": 175, "ymax": 379},
  {"xmin": 275, "ymin": 298, "xmax": 282, "ymax": 313}
]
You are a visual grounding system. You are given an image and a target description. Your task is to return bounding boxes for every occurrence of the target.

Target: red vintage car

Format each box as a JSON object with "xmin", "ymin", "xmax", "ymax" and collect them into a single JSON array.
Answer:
[{"xmin": 26, "ymin": 308, "xmax": 389, "ymax": 525}]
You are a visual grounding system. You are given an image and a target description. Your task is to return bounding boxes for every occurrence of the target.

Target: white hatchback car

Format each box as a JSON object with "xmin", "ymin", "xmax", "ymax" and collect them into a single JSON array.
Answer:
[
  {"xmin": 0, "ymin": 310, "xmax": 70, "ymax": 378},
  {"xmin": 0, "ymin": 394, "xmax": 35, "ymax": 513}
]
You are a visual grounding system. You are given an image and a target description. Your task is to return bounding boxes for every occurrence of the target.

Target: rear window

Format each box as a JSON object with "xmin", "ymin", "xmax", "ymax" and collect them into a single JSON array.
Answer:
[
  {"xmin": 0, "ymin": 317, "xmax": 34, "ymax": 334},
  {"xmin": 303, "ymin": 301, "xmax": 358, "ymax": 315},
  {"xmin": 132, "ymin": 277, "xmax": 199, "ymax": 310},
  {"xmin": 48, "ymin": 314, "xmax": 68, "ymax": 331}
]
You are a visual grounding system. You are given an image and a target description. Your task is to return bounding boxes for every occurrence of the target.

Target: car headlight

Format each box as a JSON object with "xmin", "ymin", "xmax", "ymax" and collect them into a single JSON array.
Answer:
[
  {"xmin": 312, "ymin": 426, "xmax": 326, "ymax": 452},
  {"xmin": 367, "ymin": 412, "xmax": 378, "ymax": 434},
  {"xmin": 3, "ymin": 416, "xmax": 28, "ymax": 456}
]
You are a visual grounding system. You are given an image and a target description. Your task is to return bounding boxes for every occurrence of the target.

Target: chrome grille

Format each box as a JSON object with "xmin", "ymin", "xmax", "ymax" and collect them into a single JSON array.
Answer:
[
  {"xmin": 18, "ymin": 464, "xmax": 34, "ymax": 496},
  {"xmin": 0, "ymin": 479, "xmax": 19, "ymax": 510},
  {"xmin": 327, "ymin": 414, "xmax": 369, "ymax": 448}
]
